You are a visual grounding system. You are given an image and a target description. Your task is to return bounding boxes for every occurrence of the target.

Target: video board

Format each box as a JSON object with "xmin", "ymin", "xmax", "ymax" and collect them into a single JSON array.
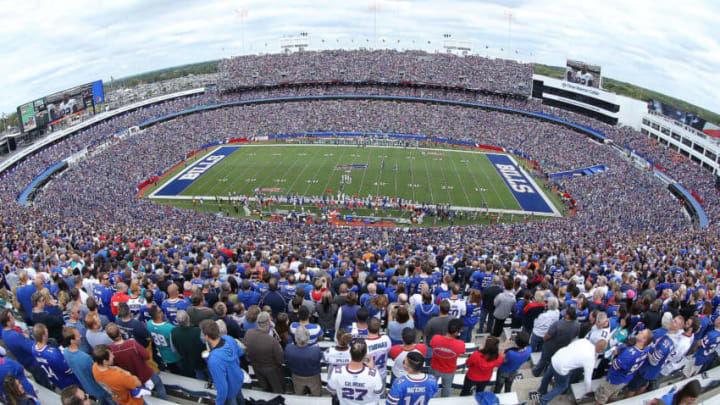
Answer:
[
  {"xmin": 16, "ymin": 80, "xmax": 105, "ymax": 132},
  {"xmin": 565, "ymin": 60, "xmax": 602, "ymax": 88},
  {"xmin": 648, "ymin": 99, "xmax": 706, "ymax": 130}
]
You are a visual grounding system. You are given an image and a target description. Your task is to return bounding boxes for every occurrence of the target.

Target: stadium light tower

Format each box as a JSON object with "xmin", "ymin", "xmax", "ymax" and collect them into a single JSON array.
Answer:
[
  {"xmin": 236, "ymin": 8, "xmax": 249, "ymax": 54},
  {"xmin": 368, "ymin": 0, "xmax": 381, "ymax": 49},
  {"xmin": 504, "ymin": 9, "xmax": 515, "ymax": 57}
]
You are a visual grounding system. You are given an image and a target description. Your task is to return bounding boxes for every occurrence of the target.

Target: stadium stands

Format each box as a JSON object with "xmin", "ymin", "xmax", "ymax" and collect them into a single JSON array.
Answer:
[{"xmin": 2, "ymin": 50, "xmax": 720, "ymax": 405}]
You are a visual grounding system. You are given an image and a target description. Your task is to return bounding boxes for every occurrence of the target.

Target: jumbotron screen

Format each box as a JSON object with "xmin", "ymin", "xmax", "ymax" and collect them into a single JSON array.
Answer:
[
  {"xmin": 16, "ymin": 80, "xmax": 105, "ymax": 133},
  {"xmin": 565, "ymin": 59, "xmax": 602, "ymax": 88},
  {"xmin": 649, "ymin": 99, "xmax": 707, "ymax": 130}
]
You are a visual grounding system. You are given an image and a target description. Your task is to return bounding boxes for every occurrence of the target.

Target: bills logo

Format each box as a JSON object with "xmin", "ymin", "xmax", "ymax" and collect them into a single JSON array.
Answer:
[
  {"xmin": 179, "ymin": 155, "xmax": 225, "ymax": 180},
  {"xmin": 496, "ymin": 164, "xmax": 535, "ymax": 193}
]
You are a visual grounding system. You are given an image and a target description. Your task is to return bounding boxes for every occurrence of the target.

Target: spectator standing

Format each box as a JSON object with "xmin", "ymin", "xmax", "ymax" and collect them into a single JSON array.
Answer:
[
  {"xmin": 494, "ymin": 331, "xmax": 531, "ymax": 393},
  {"xmin": 386, "ymin": 352, "xmax": 438, "ymax": 405},
  {"xmin": 492, "ymin": 278, "xmax": 516, "ymax": 337},
  {"xmin": 285, "ymin": 325, "xmax": 323, "ymax": 396},
  {"xmin": 429, "ymin": 318, "xmax": 466, "ymax": 397},
  {"xmin": 171, "ymin": 310, "xmax": 207, "ymax": 380},
  {"xmin": 388, "ymin": 305, "xmax": 414, "ymax": 346},
  {"xmin": 62, "ymin": 326, "xmax": 115, "ymax": 405},
  {"xmin": 290, "ymin": 306, "xmax": 322, "ymax": 345},
  {"xmin": 0, "ymin": 309, "xmax": 53, "ymax": 389},
  {"xmin": 259, "ymin": 278, "xmax": 287, "ymax": 317},
  {"xmin": 200, "ymin": 319, "xmax": 246, "ymax": 405},
  {"xmin": 530, "ymin": 297, "xmax": 560, "ymax": 353},
  {"xmin": 461, "ymin": 336, "xmax": 508, "ymax": 395},
  {"xmin": 315, "ymin": 290, "xmax": 338, "ymax": 340},
  {"xmin": 146, "ymin": 306, "xmax": 181, "ymax": 373},
  {"xmin": 65, "ymin": 302, "xmax": 92, "ymax": 354},
  {"xmin": 85, "ymin": 312, "xmax": 112, "ymax": 349},
  {"xmin": 187, "ymin": 292, "xmax": 216, "ymax": 326},
  {"xmin": 32, "ymin": 323, "xmax": 81, "ymax": 389},
  {"xmin": 115, "ymin": 303, "xmax": 151, "ymax": 348},
  {"xmin": 324, "ymin": 330, "xmax": 353, "ymax": 377},
  {"xmin": 30, "ymin": 292, "xmax": 64, "ymax": 343},
  {"xmin": 424, "ymin": 299, "xmax": 451, "ymax": 344},
  {"xmin": 480, "ymin": 276, "xmax": 503, "ymax": 334},
  {"xmin": 106, "ymin": 323, "xmax": 168, "ymax": 400},
  {"xmin": 244, "ymin": 312, "xmax": 285, "ymax": 393},
  {"xmin": 366, "ymin": 318, "xmax": 392, "ymax": 383},
  {"xmin": 595, "ymin": 329, "xmax": 653, "ymax": 405},
  {"xmin": 390, "ymin": 327, "xmax": 428, "ymax": 380},
  {"xmin": 327, "ymin": 340, "xmax": 385, "ymax": 405},
  {"xmin": 91, "ymin": 344, "xmax": 143, "ymax": 405},
  {"xmin": 628, "ymin": 314, "xmax": 680, "ymax": 396},
  {"xmin": 414, "ymin": 292, "xmax": 439, "ymax": 334},
  {"xmin": 537, "ymin": 339, "xmax": 607, "ymax": 405},
  {"xmin": 532, "ymin": 306, "xmax": 579, "ymax": 377},
  {"xmin": 684, "ymin": 316, "xmax": 720, "ymax": 377}
]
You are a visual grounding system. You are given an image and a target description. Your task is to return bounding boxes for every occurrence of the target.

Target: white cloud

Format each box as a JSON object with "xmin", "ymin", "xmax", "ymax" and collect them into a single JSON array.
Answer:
[{"xmin": 1, "ymin": 0, "xmax": 719, "ymax": 116}]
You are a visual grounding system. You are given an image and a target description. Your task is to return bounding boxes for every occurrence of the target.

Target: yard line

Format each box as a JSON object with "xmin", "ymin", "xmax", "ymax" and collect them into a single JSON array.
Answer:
[
  {"xmin": 434, "ymin": 153, "xmax": 453, "ymax": 204},
  {"xmin": 477, "ymin": 154, "xmax": 511, "ymax": 209},
  {"xmin": 421, "ymin": 151, "xmax": 435, "ymax": 204},
  {"xmin": 301, "ymin": 147, "xmax": 338, "ymax": 196},
  {"xmin": 320, "ymin": 146, "xmax": 350, "ymax": 197},
  {"xmin": 408, "ymin": 150, "xmax": 416, "ymax": 202},
  {"xmin": 462, "ymin": 154, "xmax": 489, "ymax": 210},
  {"xmin": 205, "ymin": 148, "xmax": 262, "ymax": 196},
  {"xmin": 448, "ymin": 154, "xmax": 472, "ymax": 206},
  {"xmin": 286, "ymin": 147, "xmax": 325, "ymax": 193},
  {"xmin": 355, "ymin": 148, "xmax": 373, "ymax": 199}
]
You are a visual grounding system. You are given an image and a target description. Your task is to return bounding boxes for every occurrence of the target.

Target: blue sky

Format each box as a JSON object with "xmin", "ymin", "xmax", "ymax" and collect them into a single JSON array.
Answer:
[{"xmin": 1, "ymin": 0, "xmax": 719, "ymax": 115}]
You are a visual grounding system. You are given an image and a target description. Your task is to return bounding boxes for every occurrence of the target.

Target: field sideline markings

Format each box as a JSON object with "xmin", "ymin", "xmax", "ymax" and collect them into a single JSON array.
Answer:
[
  {"xmin": 477, "ymin": 153, "xmax": 515, "ymax": 210},
  {"xmin": 507, "ymin": 154, "xmax": 561, "ymax": 217},
  {"xmin": 433, "ymin": 150, "xmax": 454, "ymax": 204},
  {"xmin": 148, "ymin": 146, "xmax": 234, "ymax": 199}
]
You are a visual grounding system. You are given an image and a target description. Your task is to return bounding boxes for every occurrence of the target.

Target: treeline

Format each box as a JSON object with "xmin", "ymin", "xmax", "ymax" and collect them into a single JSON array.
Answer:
[
  {"xmin": 534, "ymin": 64, "xmax": 720, "ymax": 126},
  {"xmin": 110, "ymin": 60, "xmax": 219, "ymax": 89}
]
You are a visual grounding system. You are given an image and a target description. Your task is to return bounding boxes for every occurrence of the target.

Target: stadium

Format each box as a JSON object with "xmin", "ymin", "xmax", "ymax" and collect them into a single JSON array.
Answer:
[{"xmin": 1, "ymin": 3, "xmax": 720, "ymax": 405}]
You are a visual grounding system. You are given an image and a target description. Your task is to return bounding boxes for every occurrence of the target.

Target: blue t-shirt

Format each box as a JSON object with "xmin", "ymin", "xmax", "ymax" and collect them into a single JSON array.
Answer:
[
  {"xmin": 498, "ymin": 346, "xmax": 532, "ymax": 373},
  {"xmin": 607, "ymin": 346, "xmax": 648, "ymax": 385},
  {"xmin": 93, "ymin": 285, "xmax": 114, "ymax": 320},
  {"xmin": 386, "ymin": 373, "xmax": 439, "ymax": 405},
  {"xmin": 693, "ymin": 329, "xmax": 720, "ymax": 366},
  {"xmin": 640, "ymin": 334, "xmax": 673, "ymax": 381},
  {"xmin": 1, "ymin": 328, "xmax": 37, "ymax": 368},
  {"xmin": 462, "ymin": 304, "xmax": 482, "ymax": 327},
  {"xmin": 284, "ymin": 343, "xmax": 322, "ymax": 377},
  {"xmin": 414, "ymin": 304, "xmax": 439, "ymax": 331},
  {"xmin": 63, "ymin": 348, "xmax": 106, "ymax": 399}
]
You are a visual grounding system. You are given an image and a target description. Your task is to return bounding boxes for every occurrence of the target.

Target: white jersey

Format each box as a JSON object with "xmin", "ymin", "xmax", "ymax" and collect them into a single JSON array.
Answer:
[
  {"xmin": 661, "ymin": 332, "xmax": 693, "ymax": 376},
  {"xmin": 447, "ymin": 297, "xmax": 467, "ymax": 318},
  {"xmin": 126, "ymin": 296, "xmax": 146, "ymax": 319},
  {"xmin": 328, "ymin": 364, "xmax": 385, "ymax": 405},
  {"xmin": 586, "ymin": 325, "xmax": 611, "ymax": 345},
  {"xmin": 365, "ymin": 335, "xmax": 392, "ymax": 380},
  {"xmin": 324, "ymin": 346, "xmax": 352, "ymax": 377}
]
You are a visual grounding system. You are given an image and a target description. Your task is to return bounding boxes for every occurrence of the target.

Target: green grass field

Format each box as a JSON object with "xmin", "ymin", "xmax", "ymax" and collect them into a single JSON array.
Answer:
[{"xmin": 147, "ymin": 144, "xmax": 565, "ymax": 223}]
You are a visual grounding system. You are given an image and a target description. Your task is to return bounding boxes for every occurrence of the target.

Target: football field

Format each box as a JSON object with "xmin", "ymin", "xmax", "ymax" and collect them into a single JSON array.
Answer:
[{"xmin": 147, "ymin": 144, "xmax": 562, "ymax": 218}]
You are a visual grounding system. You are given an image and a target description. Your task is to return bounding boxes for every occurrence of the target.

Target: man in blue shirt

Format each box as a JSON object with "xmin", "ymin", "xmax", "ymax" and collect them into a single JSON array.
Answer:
[
  {"xmin": 629, "ymin": 319, "xmax": 676, "ymax": 395},
  {"xmin": 595, "ymin": 328, "xmax": 653, "ymax": 405},
  {"xmin": 284, "ymin": 325, "xmax": 323, "ymax": 396},
  {"xmin": 15, "ymin": 272, "xmax": 37, "ymax": 322},
  {"xmin": 161, "ymin": 283, "xmax": 190, "ymax": 325},
  {"xmin": 387, "ymin": 351, "xmax": 438, "ymax": 405},
  {"xmin": 62, "ymin": 326, "xmax": 116, "ymax": 405},
  {"xmin": 685, "ymin": 316, "xmax": 720, "ymax": 377},
  {"xmin": 0, "ymin": 309, "xmax": 53, "ymax": 389},
  {"xmin": 32, "ymin": 323, "xmax": 81, "ymax": 390},
  {"xmin": 200, "ymin": 319, "xmax": 245, "ymax": 405},
  {"xmin": 93, "ymin": 273, "xmax": 115, "ymax": 322},
  {"xmin": 259, "ymin": 278, "xmax": 287, "ymax": 317},
  {"xmin": 289, "ymin": 306, "xmax": 322, "ymax": 346}
]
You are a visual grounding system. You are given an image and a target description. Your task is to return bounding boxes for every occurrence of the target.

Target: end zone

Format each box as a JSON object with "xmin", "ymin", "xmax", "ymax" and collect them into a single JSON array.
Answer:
[
  {"xmin": 150, "ymin": 146, "xmax": 241, "ymax": 197},
  {"xmin": 486, "ymin": 153, "xmax": 561, "ymax": 217}
]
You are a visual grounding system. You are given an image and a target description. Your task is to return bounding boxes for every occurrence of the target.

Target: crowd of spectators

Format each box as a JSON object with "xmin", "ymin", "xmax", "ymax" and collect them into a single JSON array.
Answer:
[
  {"xmin": 217, "ymin": 50, "xmax": 533, "ymax": 96},
  {"xmin": 0, "ymin": 65, "xmax": 719, "ymax": 404}
]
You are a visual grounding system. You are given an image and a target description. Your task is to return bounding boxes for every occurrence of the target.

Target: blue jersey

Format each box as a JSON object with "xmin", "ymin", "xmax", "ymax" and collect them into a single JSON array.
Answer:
[
  {"xmin": 93, "ymin": 285, "xmax": 114, "ymax": 319},
  {"xmin": 640, "ymin": 334, "xmax": 674, "ymax": 381},
  {"xmin": 462, "ymin": 303, "xmax": 481, "ymax": 327},
  {"xmin": 33, "ymin": 344, "xmax": 80, "ymax": 389},
  {"xmin": 289, "ymin": 322, "xmax": 323, "ymax": 346},
  {"xmin": 693, "ymin": 329, "xmax": 720, "ymax": 366},
  {"xmin": 386, "ymin": 373, "xmax": 438, "ymax": 405},
  {"xmin": 607, "ymin": 346, "xmax": 648, "ymax": 385},
  {"xmin": 161, "ymin": 297, "xmax": 190, "ymax": 325}
]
